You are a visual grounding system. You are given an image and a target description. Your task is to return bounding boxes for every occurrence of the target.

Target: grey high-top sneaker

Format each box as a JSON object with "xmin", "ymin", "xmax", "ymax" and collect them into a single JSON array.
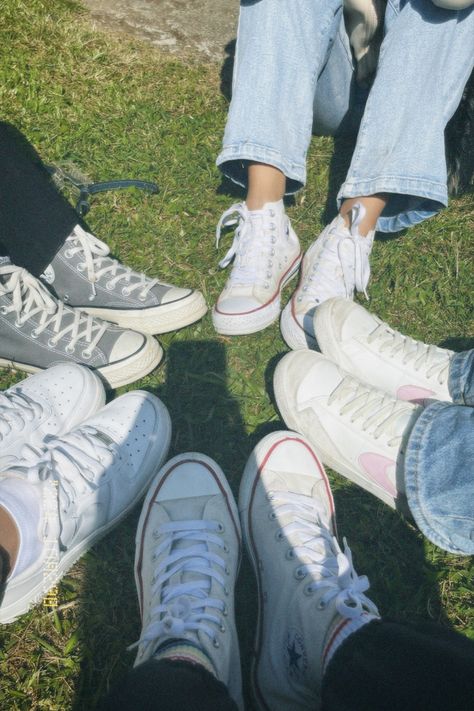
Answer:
[
  {"xmin": 132, "ymin": 453, "xmax": 243, "ymax": 710},
  {"xmin": 239, "ymin": 431, "xmax": 379, "ymax": 711},
  {"xmin": 41, "ymin": 225, "xmax": 207, "ymax": 334},
  {"xmin": 0, "ymin": 261, "xmax": 162, "ymax": 388}
]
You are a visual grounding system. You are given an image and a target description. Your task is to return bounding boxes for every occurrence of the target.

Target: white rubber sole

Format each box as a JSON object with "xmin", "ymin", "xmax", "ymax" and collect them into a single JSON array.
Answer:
[
  {"xmin": 212, "ymin": 258, "xmax": 302, "ymax": 336},
  {"xmin": 273, "ymin": 354, "xmax": 408, "ymax": 512},
  {"xmin": 0, "ymin": 396, "xmax": 172, "ymax": 624},
  {"xmin": 0, "ymin": 336, "xmax": 163, "ymax": 390},
  {"xmin": 82, "ymin": 290, "xmax": 208, "ymax": 335},
  {"xmin": 280, "ymin": 300, "xmax": 318, "ymax": 351}
]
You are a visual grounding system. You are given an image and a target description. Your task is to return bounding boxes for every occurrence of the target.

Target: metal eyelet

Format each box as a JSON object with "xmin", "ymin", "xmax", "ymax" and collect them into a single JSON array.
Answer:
[
  {"xmin": 304, "ymin": 584, "xmax": 315, "ymax": 596},
  {"xmin": 294, "ymin": 567, "xmax": 305, "ymax": 580},
  {"xmin": 286, "ymin": 549, "xmax": 295, "ymax": 560},
  {"xmin": 122, "ymin": 287, "xmax": 131, "ymax": 297},
  {"xmin": 77, "ymin": 262, "xmax": 85, "ymax": 272},
  {"xmin": 138, "ymin": 293, "xmax": 147, "ymax": 302},
  {"xmin": 64, "ymin": 249, "xmax": 73, "ymax": 259},
  {"xmin": 31, "ymin": 330, "xmax": 39, "ymax": 339},
  {"xmin": 275, "ymin": 530, "xmax": 283, "ymax": 542},
  {"xmin": 14, "ymin": 319, "xmax": 22, "ymax": 328},
  {"xmin": 48, "ymin": 338, "xmax": 57, "ymax": 348},
  {"xmin": 81, "ymin": 350, "xmax": 92, "ymax": 360},
  {"xmin": 217, "ymin": 523, "xmax": 225, "ymax": 533},
  {"xmin": 268, "ymin": 512, "xmax": 276, "ymax": 521},
  {"xmin": 317, "ymin": 599, "xmax": 327, "ymax": 609},
  {"xmin": 105, "ymin": 282, "xmax": 114, "ymax": 291},
  {"xmin": 219, "ymin": 624, "xmax": 226, "ymax": 633},
  {"xmin": 213, "ymin": 638, "xmax": 220, "ymax": 648},
  {"xmin": 65, "ymin": 345, "xmax": 75, "ymax": 355},
  {"xmin": 0, "ymin": 306, "xmax": 7, "ymax": 315}
]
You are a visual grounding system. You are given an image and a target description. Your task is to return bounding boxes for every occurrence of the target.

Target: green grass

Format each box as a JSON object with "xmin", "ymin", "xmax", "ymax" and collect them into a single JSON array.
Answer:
[{"xmin": 0, "ymin": 1, "xmax": 473, "ymax": 708}]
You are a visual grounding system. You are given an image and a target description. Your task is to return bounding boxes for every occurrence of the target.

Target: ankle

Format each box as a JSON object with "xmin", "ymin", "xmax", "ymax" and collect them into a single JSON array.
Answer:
[
  {"xmin": 246, "ymin": 163, "xmax": 285, "ymax": 210},
  {"xmin": 339, "ymin": 195, "xmax": 388, "ymax": 236}
]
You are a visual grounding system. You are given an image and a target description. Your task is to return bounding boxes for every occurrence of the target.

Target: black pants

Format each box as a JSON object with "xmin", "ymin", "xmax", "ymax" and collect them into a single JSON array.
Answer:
[
  {"xmin": 0, "ymin": 123, "xmax": 78, "ymax": 276},
  {"xmin": 100, "ymin": 620, "xmax": 474, "ymax": 711}
]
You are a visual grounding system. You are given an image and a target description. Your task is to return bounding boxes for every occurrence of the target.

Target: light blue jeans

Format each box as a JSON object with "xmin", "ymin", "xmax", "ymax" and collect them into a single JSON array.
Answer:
[
  {"xmin": 405, "ymin": 350, "xmax": 474, "ymax": 555},
  {"xmin": 217, "ymin": 0, "xmax": 474, "ymax": 232}
]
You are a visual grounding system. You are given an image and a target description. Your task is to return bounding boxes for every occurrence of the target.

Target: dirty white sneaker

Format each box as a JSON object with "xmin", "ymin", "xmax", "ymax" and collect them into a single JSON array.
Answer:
[
  {"xmin": 280, "ymin": 203, "xmax": 374, "ymax": 350},
  {"xmin": 274, "ymin": 351, "xmax": 421, "ymax": 510},
  {"xmin": 316, "ymin": 298, "xmax": 453, "ymax": 404},
  {"xmin": 0, "ymin": 363, "xmax": 105, "ymax": 471},
  {"xmin": 212, "ymin": 201, "xmax": 301, "ymax": 335},
  {"xmin": 0, "ymin": 391, "xmax": 171, "ymax": 623},
  {"xmin": 42, "ymin": 225, "xmax": 208, "ymax": 335},
  {"xmin": 132, "ymin": 453, "xmax": 243, "ymax": 709},
  {"xmin": 0, "ymin": 262, "xmax": 163, "ymax": 388},
  {"xmin": 239, "ymin": 431, "xmax": 379, "ymax": 711}
]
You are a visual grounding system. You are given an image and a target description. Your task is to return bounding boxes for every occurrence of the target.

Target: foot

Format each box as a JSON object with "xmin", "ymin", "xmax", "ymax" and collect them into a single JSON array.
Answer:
[
  {"xmin": 280, "ymin": 203, "xmax": 374, "ymax": 350},
  {"xmin": 0, "ymin": 261, "xmax": 162, "ymax": 388},
  {"xmin": 0, "ymin": 363, "xmax": 105, "ymax": 470},
  {"xmin": 212, "ymin": 201, "xmax": 301, "ymax": 335},
  {"xmin": 274, "ymin": 351, "xmax": 421, "ymax": 510},
  {"xmin": 239, "ymin": 431, "xmax": 379, "ymax": 711},
  {"xmin": 132, "ymin": 453, "xmax": 243, "ymax": 709},
  {"xmin": 0, "ymin": 391, "xmax": 171, "ymax": 623},
  {"xmin": 41, "ymin": 225, "xmax": 208, "ymax": 335},
  {"xmin": 315, "ymin": 297, "xmax": 453, "ymax": 403}
]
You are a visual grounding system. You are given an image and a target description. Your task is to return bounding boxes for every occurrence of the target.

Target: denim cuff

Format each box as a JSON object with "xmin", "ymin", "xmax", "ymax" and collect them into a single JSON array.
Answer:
[
  {"xmin": 404, "ymin": 400, "xmax": 474, "ymax": 555},
  {"xmin": 216, "ymin": 142, "xmax": 305, "ymax": 194},
  {"xmin": 448, "ymin": 350, "xmax": 474, "ymax": 406}
]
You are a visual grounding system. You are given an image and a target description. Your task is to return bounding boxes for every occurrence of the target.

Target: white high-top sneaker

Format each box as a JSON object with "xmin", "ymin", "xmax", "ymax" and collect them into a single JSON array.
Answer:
[
  {"xmin": 274, "ymin": 352, "xmax": 422, "ymax": 510},
  {"xmin": 239, "ymin": 431, "xmax": 379, "ymax": 711},
  {"xmin": 280, "ymin": 204, "xmax": 374, "ymax": 350},
  {"xmin": 0, "ymin": 363, "xmax": 105, "ymax": 471},
  {"xmin": 212, "ymin": 201, "xmax": 301, "ymax": 335},
  {"xmin": 132, "ymin": 453, "xmax": 243, "ymax": 710},
  {"xmin": 315, "ymin": 298, "xmax": 453, "ymax": 403},
  {"xmin": 0, "ymin": 391, "xmax": 171, "ymax": 623}
]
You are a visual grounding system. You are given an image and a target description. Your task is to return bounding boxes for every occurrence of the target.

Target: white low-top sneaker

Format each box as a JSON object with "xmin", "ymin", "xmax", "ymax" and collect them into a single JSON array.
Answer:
[
  {"xmin": 239, "ymin": 431, "xmax": 379, "ymax": 711},
  {"xmin": 315, "ymin": 298, "xmax": 453, "ymax": 404},
  {"xmin": 132, "ymin": 453, "xmax": 243, "ymax": 709},
  {"xmin": 0, "ymin": 391, "xmax": 171, "ymax": 623},
  {"xmin": 274, "ymin": 352, "xmax": 421, "ymax": 510},
  {"xmin": 280, "ymin": 203, "xmax": 374, "ymax": 350},
  {"xmin": 0, "ymin": 364, "xmax": 105, "ymax": 470},
  {"xmin": 212, "ymin": 201, "xmax": 301, "ymax": 335}
]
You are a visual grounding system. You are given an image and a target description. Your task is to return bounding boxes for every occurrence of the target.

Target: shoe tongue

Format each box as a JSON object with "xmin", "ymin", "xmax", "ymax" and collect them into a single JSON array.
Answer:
[{"xmin": 0, "ymin": 256, "xmax": 12, "ymax": 266}]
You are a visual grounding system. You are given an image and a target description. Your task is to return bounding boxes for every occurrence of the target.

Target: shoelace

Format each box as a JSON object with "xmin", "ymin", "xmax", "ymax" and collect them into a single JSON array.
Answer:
[
  {"xmin": 216, "ymin": 203, "xmax": 278, "ymax": 288},
  {"xmin": 0, "ymin": 390, "xmax": 42, "ymax": 440},
  {"xmin": 130, "ymin": 520, "xmax": 228, "ymax": 652},
  {"xmin": 0, "ymin": 265, "xmax": 106, "ymax": 354},
  {"xmin": 368, "ymin": 322, "xmax": 451, "ymax": 386},
  {"xmin": 64, "ymin": 225, "xmax": 160, "ymax": 300},
  {"xmin": 327, "ymin": 374, "xmax": 416, "ymax": 446},
  {"xmin": 299, "ymin": 205, "xmax": 372, "ymax": 305},
  {"xmin": 271, "ymin": 490, "xmax": 378, "ymax": 618},
  {"xmin": 16, "ymin": 427, "xmax": 116, "ymax": 538}
]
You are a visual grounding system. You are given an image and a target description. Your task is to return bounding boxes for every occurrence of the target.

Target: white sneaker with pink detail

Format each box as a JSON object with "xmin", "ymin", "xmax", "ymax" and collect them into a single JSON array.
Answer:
[{"xmin": 212, "ymin": 200, "xmax": 301, "ymax": 335}]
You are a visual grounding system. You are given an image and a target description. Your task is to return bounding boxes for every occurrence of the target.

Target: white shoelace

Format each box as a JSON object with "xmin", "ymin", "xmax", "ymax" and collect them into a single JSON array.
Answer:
[
  {"xmin": 299, "ymin": 205, "xmax": 373, "ymax": 305},
  {"xmin": 0, "ymin": 390, "xmax": 42, "ymax": 440},
  {"xmin": 0, "ymin": 265, "xmax": 106, "ymax": 354},
  {"xmin": 368, "ymin": 322, "xmax": 451, "ymax": 386},
  {"xmin": 216, "ymin": 203, "xmax": 278, "ymax": 289},
  {"xmin": 65, "ymin": 225, "xmax": 159, "ymax": 300},
  {"xmin": 16, "ymin": 427, "xmax": 116, "ymax": 543},
  {"xmin": 327, "ymin": 374, "xmax": 416, "ymax": 446},
  {"xmin": 130, "ymin": 520, "xmax": 228, "ymax": 651},
  {"xmin": 271, "ymin": 490, "xmax": 378, "ymax": 618}
]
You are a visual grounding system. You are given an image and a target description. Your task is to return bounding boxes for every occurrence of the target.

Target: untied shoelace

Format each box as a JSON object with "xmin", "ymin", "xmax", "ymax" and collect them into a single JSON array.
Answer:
[{"xmin": 0, "ymin": 390, "xmax": 42, "ymax": 439}]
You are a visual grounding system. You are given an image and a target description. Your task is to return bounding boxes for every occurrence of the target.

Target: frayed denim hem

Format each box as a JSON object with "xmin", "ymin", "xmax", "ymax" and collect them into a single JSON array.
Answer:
[{"xmin": 216, "ymin": 143, "xmax": 306, "ymax": 195}]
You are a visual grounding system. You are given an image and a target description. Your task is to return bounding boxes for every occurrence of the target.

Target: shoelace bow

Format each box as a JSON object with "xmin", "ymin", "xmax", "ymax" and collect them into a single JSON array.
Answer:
[
  {"xmin": 300, "ymin": 208, "xmax": 372, "ymax": 304},
  {"xmin": 368, "ymin": 322, "xmax": 450, "ymax": 385},
  {"xmin": 66, "ymin": 225, "xmax": 159, "ymax": 300},
  {"xmin": 271, "ymin": 491, "xmax": 378, "ymax": 619},
  {"xmin": 130, "ymin": 520, "xmax": 228, "ymax": 651},
  {"xmin": 216, "ymin": 203, "xmax": 277, "ymax": 287},
  {"xmin": 328, "ymin": 374, "xmax": 415, "ymax": 446},
  {"xmin": 0, "ymin": 265, "xmax": 106, "ymax": 353},
  {"xmin": 0, "ymin": 390, "xmax": 42, "ymax": 440},
  {"xmin": 16, "ymin": 427, "xmax": 116, "ymax": 535}
]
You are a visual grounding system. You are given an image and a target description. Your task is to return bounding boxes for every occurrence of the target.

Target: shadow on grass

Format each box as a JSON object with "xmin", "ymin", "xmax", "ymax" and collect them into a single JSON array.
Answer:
[{"xmin": 73, "ymin": 340, "xmax": 257, "ymax": 710}]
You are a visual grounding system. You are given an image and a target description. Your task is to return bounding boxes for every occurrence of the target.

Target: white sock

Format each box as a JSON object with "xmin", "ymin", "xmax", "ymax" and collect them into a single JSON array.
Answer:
[
  {"xmin": 323, "ymin": 611, "xmax": 380, "ymax": 674},
  {"xmin": 0, "ymin": 477, "xmax": 43, "ymax": 579}
]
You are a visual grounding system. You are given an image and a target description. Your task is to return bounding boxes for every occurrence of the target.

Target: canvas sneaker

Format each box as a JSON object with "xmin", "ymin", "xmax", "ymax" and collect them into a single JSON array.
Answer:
[
  {"xmin": 0, "ymin": 390, "xmax": 171, "ymax": 623},
  {"xmin": 212, "ymin": 201, "xmax": 301, "ymax": 335},
  {"xmin": 0, "ymin": 261, "xmax": 162, "ymax": 388},
  {"xmin": 132, "ymin": 453, "xmax": 243, "ymax": 709},
  {"xmin": 41, "ymin": 225, "xmax": 207, "ymax": 334},
  {"xmin": 315, "ymin": 297, "xmax": 453, "ymax": 404},
  {"xmin": 280, "ymin": 203, "xmax": 374, "ymax": 350},
  {"xmin": 0, "ymin": 363, "xmax": 105, "ymax": 471},
  {"xmin": 239, "ymin": 431, "xmax": 379, "ymax": 711},
  {"xmin": 274, "ymin": 351, "xmax": 422, "ymax": 510}
]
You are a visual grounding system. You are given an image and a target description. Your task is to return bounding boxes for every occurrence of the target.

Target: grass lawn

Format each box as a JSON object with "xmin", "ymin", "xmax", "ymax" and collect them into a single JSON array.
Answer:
[{"xmin": 0, "ymin": 1, "xmax": 473, "ymax": 708}]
